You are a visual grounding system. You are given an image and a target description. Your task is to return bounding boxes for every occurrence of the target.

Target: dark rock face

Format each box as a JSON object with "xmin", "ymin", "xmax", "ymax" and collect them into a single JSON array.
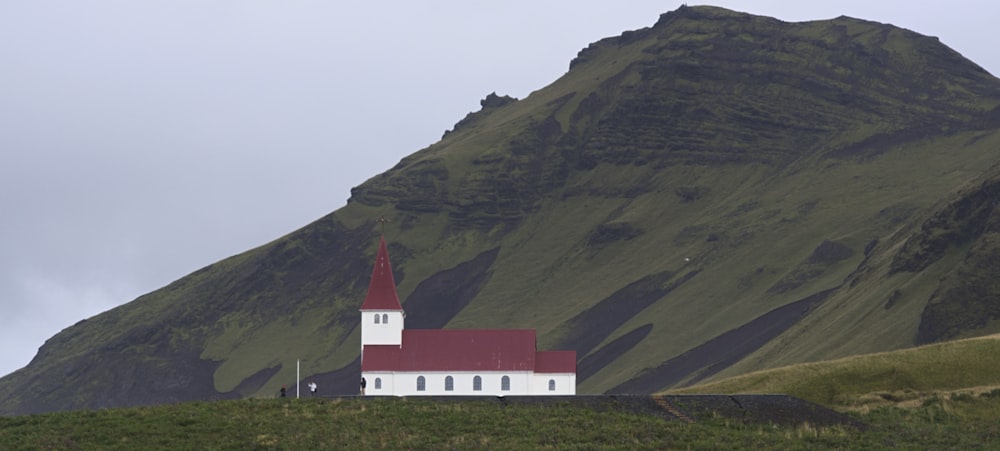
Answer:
[
  {"xmin": 892, "ymin": 179, "xmax": 1000, "ymax": 274},
  {"xmin": 587, "ymin": 222, "xmax": 644, "ymax": 246},
  {"xmin": 911, "ymin": 176, "xmax": 1000, "ymax": 343},
  {"xmin": 767, "ymin": 240, "xmax": 854, "ymax": 295},
  {"xmin": 441, "ymin": 92, "xmax": 518, "ymax": 138}
]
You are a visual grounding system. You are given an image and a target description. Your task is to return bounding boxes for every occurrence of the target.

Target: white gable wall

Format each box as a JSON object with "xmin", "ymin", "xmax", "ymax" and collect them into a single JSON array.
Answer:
[{"xmin": 360, "ymin": 310, "xmax": 404, "ymax": 350}]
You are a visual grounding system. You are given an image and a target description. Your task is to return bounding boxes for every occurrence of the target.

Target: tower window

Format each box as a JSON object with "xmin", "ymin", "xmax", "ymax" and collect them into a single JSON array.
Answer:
[
  {"xmin": 382, "ymin": 313, "xmax": 389, "ymax": 324},
  {"xmin": 501, "ymin": 375, "xmax": 510, "ymax": 391},
  {"xmin": 374, "ymin": 314, "xmax": 380, "ymax": 324},
  {"xmin": 473, "ymin": 376, "xmax": 482, "ymax": 391},
  {"xmin": 417, "ymin": 376, "xmax": 426, "ymax": 391},
  {"xmin": 445, "ymin": 376, "xmax": 454, "ymax": 391}
]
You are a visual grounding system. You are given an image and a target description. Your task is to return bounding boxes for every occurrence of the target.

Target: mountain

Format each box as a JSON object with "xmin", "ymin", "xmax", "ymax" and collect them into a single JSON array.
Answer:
[{"xmin": 3, "ymin": 5, "xmax": 1000, "ymax": 415}]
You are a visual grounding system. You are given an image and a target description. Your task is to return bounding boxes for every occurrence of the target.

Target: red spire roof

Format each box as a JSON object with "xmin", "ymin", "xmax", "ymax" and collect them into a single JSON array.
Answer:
[{"xmin": 359, "ymin": 237, "xmax": 403, "ymax": 311}]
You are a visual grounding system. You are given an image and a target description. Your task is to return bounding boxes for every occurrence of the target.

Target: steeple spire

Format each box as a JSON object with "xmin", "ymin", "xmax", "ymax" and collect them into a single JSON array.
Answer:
[{"xmin": 359, "ymin": 237, "xmax": 403, "ymax": 311}]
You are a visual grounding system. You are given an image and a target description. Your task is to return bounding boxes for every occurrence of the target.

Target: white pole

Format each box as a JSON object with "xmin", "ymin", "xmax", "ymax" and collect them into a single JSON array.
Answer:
[{"xmin": 296, "ymin": 359, "xmax": 300, "ymax": 399}]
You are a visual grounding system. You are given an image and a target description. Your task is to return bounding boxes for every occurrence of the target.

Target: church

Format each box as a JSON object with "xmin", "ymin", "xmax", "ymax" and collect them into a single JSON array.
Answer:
[{"xmin": 359, "ymin": 237, "xmax": 577, "ymax": 396}]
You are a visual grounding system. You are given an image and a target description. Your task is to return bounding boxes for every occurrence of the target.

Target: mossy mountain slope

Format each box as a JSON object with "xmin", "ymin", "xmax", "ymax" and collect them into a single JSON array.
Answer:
[{"xmin": 3, "ymin": 5, "xmax": 1000, "ymax": 415}]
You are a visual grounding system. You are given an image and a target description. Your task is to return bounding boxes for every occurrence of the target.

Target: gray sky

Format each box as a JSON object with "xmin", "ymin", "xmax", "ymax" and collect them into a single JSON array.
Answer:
[{"xmin": 1, "ymin": 1, "xmax": 997, "ymax": 378}]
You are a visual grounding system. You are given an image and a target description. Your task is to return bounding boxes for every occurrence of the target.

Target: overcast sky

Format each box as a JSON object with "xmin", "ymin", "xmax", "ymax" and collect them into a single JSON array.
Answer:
[{"xmin": 1, "ymin": 1, "xmax": 996, "ymax": 378}]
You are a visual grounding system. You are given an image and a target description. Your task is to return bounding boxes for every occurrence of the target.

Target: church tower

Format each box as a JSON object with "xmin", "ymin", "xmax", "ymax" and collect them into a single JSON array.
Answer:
[{"xmin": 359, "ymin": 237, "xmax": 404, "ymax": 356}]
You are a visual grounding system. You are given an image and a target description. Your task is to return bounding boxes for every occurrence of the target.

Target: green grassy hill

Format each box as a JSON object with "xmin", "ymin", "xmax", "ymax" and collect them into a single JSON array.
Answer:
[
  {"xmin": 670, "ymin": 334, "xmax": 1000, "ymax": 408},
  {"xmin": 3, "ymin": 5, "xmax": 1000, "ymax": 415}
]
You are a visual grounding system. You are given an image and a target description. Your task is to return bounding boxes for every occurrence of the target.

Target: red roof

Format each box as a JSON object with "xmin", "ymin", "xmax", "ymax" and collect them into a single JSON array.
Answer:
[
  {"xmin": 535, "ymin": 351, "xmax": 577, "ymax": 373},
  {"xmin": 363, "ymin": 329, "xmax": 548, "ymax": 372},
  {"xmin": 359, "ymin": 237, "xmax": 402, "ymax": 311},
  {"xmin": 361, "ymin": 345, "xmax": 402, "ymax": 371}
]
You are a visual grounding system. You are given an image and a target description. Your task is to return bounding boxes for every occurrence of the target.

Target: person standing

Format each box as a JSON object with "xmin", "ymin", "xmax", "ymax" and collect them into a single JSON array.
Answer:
[
  {"xmin": 308, "ymin": 381, "xmax": 318, "ymax": 396},
  {"xmin": 360, "ymin": 377, "xmax": 367, "ymax": 396},
  {"xmin": 280, "ymin": 385, "xmax": 286, "ymax": 398}
]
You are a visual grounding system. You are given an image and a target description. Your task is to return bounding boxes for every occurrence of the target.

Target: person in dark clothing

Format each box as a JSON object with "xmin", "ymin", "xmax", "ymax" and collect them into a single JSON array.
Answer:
[
  {"xmin": 280, "ymin": 385, "xmax": 287, "ymax": 398},
  {"xmin": 360, "ymin": 377, "xmax": 367, "ymax": 396}
]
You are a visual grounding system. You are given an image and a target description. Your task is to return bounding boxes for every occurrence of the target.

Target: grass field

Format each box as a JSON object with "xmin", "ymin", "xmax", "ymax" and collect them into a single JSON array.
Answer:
[
  {"xmin": 4, "ymin": 335, "xmax": 1000, "ymax": 448},
  {"xmin": 2, "ymin": 393, "xmax": 1000, "ymax": 449}
]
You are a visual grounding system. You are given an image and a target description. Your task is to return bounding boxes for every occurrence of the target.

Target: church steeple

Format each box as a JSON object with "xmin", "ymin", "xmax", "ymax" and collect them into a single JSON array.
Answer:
[
  {"xmin": 360, "ymin": 236, "xmax": 405, "ymax": 353},
  {"xmin": 360, "ymin": 237, "xmax": 402, "ymax": 311}
]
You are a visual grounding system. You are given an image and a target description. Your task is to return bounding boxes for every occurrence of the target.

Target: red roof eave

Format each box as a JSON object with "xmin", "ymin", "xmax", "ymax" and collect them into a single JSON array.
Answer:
[{"xmin": 535, "ymin": 351, "xmax": 577, "ymax": 373}]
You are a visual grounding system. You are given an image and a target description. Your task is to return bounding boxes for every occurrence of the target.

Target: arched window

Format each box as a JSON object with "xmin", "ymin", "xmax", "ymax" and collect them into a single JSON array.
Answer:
[
  {"xmin": 375, "ymin": 378, "xmax": 382, "ymax": 390},
  {"xmin": 501, "ymin": 375, "xmax": 510, "ymax": 391},
  {"xmin": 548, "ymin": 379, "xmax": 556, "ymax": 391},
  {"xmin": 445, "ymin": 376, "xmax": 454, "ymax": 391},
  {"xmin": 416, "ymin": 376, "xmax": 426, "ymax": 391},
  {"xmin": 382, "ymin": 313, "xmax": 389, "ymax": 324},
  {"xmin": 473, "ymin": 376, "xmax": 482, "ymax": 391},
  {"xmin": 374, "ymin": 314, "xmax": 380, "ymax": 324}
]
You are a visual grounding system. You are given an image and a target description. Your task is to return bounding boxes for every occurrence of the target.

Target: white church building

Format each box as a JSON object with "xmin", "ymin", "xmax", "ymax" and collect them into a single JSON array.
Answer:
[{"xmin": 359, "ymin": 237, "xmax": 577, "ymax": 396}]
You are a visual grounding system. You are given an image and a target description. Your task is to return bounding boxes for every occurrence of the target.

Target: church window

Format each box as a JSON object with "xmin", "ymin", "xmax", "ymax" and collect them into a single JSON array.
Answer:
[
  {"xmin": 417, "ymin": 376, "xmax": 426, "ymax": 391},
  {"xmin": 374, "ymin": 314, "xmax": 380, "ymax": 324},
  {"xmin": 382, "ymin": 313, "xmax": 389, "ymax": 324},
  {"xmin": 375, "ymin": 378, "xmax": 382, "ymax": 390},
  {"xmin": 445, "ymin": 376, "xmax": 454, "ymax": 391},
  {"xmin": 501, "ymin": 375, "xmax": 510, "ymax": 391},
  {"xmin": 548, "ymin": 379, "xmax": 556, "ymax": 391},
  {"xmin": 473, "ymin": 376, "xmax": 482, "ymax": 391}
]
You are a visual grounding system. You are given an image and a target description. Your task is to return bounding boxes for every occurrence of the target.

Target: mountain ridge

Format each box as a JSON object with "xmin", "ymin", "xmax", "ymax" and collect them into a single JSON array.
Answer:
[{"xmin": 3, "ymin": 5, "xmax": 1000, "ymax": 415}]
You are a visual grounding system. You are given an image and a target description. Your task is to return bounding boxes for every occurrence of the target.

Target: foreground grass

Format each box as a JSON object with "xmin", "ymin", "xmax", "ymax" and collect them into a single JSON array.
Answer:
[{"xmin": 2, "ymin": 395, "xmax": 1000, "ymax": 449}]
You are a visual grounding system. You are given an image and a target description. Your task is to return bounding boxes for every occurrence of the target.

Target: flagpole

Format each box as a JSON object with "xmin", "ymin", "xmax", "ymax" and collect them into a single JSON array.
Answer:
[{"xmin": 296, "ymin": 359, "xmax": 300, "ymax": 399}]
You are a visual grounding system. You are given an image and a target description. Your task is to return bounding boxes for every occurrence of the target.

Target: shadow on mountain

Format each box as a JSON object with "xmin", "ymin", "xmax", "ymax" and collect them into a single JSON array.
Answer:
[
  {"xmin": 556, "ymin": 270, "xmax": 699, "ymax": 359},
  {"xmin": 577, "ymin": 324, "xmax": 653, "ymax": 383},
  {"xmin": 607, "ymin": 288, "xmax": 837, "ymax": 394},
  {"xmin": 403, "ymin": 248, "xmax": 500, "ymax": 329}
]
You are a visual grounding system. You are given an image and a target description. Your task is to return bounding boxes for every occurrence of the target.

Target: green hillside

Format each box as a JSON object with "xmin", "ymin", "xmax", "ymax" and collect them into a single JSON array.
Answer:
[
  {"xmin": 670, "ymin": 333, "xmax": 1000, "ymax": 407},
  {"xmin": 3, "ymin": 5, "xmax": 1000, "ymax": 415}
]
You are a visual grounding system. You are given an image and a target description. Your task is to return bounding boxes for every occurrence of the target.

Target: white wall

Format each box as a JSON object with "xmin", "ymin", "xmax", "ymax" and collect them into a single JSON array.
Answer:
[
  {"xmin": 362, "ymin": 371, "xmax": 576, "ymax": 396},
  {"xmin": 530, "ymin": 373, "xmax": 576, "ymax": 395}
]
